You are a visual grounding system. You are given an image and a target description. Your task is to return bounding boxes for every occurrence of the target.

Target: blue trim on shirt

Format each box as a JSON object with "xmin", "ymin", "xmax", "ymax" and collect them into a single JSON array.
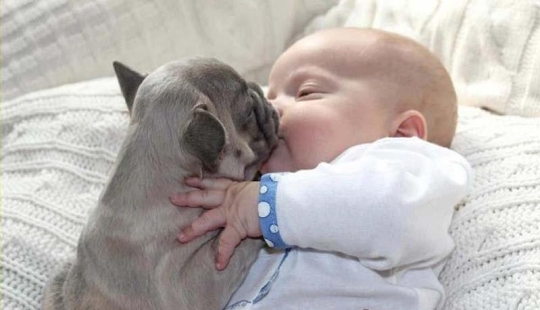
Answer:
[{"xmin": 258, "ymin": 173, "xmax": 289, "ymax": 249}]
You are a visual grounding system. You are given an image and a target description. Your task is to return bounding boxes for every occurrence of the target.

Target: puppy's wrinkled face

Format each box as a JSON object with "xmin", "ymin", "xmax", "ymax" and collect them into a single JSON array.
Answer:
[
  {"xmin": 114, "ymin": 58, "xmax": 279, "ymax": 181},
  {"xmin": 210, "ymin": 81, "xmax": 279, "ymax": 180}
]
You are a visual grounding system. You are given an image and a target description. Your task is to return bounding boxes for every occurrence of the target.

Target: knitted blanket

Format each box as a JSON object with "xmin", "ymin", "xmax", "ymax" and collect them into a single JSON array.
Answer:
[
  {"xmin": 2, "ymin": 78, "xmax": 540, "ymax": 309},
  {"xmin": 301, "ymin": 0, "xmax": 540, "ymax": 118},
  {"xmin": 442, "ymin": 109, "xmax": 540, "ymax": 309},
  {"xmin": 1, "ymin": 0, "xmax": 335, "ymax": 101}
]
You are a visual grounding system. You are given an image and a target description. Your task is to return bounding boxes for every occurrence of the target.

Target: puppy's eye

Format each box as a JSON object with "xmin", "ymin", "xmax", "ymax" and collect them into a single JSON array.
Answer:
[
  {"xmin": 241, "ymin": 108, "xmax": 255, "ymax": 125},
  {"xmin": 246, "ymin": 108, "xmax": 255, "ymax": 119},
  {"xmin": 240, "ymin": 108, "xmax": 256, "ymax": 130}
]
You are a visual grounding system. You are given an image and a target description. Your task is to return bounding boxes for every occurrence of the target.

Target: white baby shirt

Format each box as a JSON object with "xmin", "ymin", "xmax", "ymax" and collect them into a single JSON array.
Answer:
[{"xmin": 225, "ymin": 137, "xmax": 472, "ymax": 310}]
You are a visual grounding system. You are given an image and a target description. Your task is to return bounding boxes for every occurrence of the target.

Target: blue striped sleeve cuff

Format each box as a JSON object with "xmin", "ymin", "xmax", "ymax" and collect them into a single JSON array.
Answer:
[{"xmin": 258, "ymin": 173, "xmax": 289, "ymax": 249}]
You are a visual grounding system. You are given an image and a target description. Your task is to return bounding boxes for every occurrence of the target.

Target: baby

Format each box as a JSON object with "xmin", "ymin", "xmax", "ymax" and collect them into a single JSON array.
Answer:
[{"xmin": 171, "ymin": 28, "xmax": 471, "ymax": 310}]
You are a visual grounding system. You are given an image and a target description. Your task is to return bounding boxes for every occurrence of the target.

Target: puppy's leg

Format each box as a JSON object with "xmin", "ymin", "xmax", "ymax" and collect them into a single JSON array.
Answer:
[
  {"xmin": 159, "ymin": 237, "xmax": 263, "ymax": 310},
  {"xmin": 190, "ymin": 238, "xmax": 263, "ymax": 309}
]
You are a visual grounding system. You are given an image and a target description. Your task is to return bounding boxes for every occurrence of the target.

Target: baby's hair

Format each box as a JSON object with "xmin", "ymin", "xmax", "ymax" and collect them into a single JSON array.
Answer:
[{"xmin": 359, "ymin": 29, "xmax": 457, "ymax": 147}]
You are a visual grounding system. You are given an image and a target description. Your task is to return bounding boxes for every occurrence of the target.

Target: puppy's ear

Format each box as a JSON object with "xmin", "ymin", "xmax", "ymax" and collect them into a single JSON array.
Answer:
[
  {"xmin": 113, "ymin": 61, "xmax": 146, "ymax": 114},
  {"xmin": 183, "ymin": 103, "xmax": 226, "ymax": 172},
  {"xmin": 247, "ymin": 82, "xmax": 279, "ymax": 147}
]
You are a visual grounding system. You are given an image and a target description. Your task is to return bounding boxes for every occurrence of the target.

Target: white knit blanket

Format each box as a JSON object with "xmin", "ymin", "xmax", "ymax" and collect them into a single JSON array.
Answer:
[
  {"xmin": 1, "ymin": 0, "xmax": 334, "ymax": 101},
  {"xmin": 442, "ymin": 110, "xmax": 540, "ymax": 309},
  {"xmin": 1, "ymin": 79, "xmax": 128, "ymax": 309},
  {"xmin": 5, "ymin": 0, "xmax": 539, "ymax": 118},
  {"xmin": 2, "ymin": 78, "xmax": 540, "ymax": 309},
  {"xmin": 301, "ymin": 0, "xmax": 540, "ymax": 118}
]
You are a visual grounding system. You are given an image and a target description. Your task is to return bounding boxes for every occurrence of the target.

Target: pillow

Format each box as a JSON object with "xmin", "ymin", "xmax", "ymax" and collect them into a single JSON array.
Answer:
[
  {"xmin": 2, "ymin": 78, "xmax": 540, "ymax": 309},
  {"xmin": 1, "ymin": 0, "xmax": 335, "ymax": 101},
  {"xmin": 299, "ymin": 0, "xmax": 540, "ymax": 118},
  {"xmin": 1, "ymin": 78, "xmax": 128, "ymax": 309},
  {"xmin": 442, "ymin": 107, "xmax": 540, "ymax": 309}
]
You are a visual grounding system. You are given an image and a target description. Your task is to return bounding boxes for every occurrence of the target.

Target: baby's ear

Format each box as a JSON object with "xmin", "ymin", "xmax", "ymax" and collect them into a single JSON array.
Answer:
[
  {"xmin": 183, "ymin": 103, "xmax": 226, "ymax": 172},
  {"xmin": 392, "ymin": 110, "xmax": 427, "ymax": 140}
]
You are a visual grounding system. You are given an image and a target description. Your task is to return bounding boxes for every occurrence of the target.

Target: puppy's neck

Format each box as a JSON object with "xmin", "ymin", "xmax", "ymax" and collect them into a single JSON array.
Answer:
[{"xmin": 99, "ymin": 125, "xmax": 196, "ymax": 210}]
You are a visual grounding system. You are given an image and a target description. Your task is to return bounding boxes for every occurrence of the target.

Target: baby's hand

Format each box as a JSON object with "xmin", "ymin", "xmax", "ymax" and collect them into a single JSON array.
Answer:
[{"xmin": 170, "ymin": 177, "xmax": 261, "ymax": 270}]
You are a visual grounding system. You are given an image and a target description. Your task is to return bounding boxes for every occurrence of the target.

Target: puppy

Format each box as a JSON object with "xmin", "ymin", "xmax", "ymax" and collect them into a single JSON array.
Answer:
[{"xmin": 41, "ymin": 58, "xmax": 279, "ymax": 310}]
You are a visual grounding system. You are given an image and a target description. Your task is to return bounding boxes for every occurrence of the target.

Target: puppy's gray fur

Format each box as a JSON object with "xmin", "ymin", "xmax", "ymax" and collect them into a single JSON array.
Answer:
[{"xmin": 41, "ymin": 58, "xmax": 279, "ymax": 310}]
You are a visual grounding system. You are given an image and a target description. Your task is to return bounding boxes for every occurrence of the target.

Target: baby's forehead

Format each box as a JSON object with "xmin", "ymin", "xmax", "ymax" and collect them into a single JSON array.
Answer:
[
  {"xmin": 268, "ymin": 29, "xmax": 434, "ymax": 93},
  {"xmin": 278, "ymin": 32, "xmax": 415, "ymax": 76},
  {"xmin": 272, "ymin": 39, "xmax": 359, "ymax": 74}
]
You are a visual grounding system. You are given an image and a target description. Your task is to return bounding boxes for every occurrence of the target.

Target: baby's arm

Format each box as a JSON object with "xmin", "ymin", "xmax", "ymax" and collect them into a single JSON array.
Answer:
[
  {"xmin": 172, "ymin": 138, "xmax": 471, "ymax": 271},
  {"xmin": 172, "ymin": 179, "xmax": 262, "ymax": 270},
  {"xmin": 262, "ymin": 138, "xmax": 472, "ymax": 270}
]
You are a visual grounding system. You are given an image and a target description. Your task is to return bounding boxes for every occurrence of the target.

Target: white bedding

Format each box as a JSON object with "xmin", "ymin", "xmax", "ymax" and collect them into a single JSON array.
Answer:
[
  {"xmin": 4, "ymin": 0, "xmax": 538, "ymax": 117},
  {"xmin": 301, "ymin": 0, "xmax": 540, "ymax": 118},
  {"xmin": 1, "ymin": 0, "xmax": 334, "ymax": 101}
]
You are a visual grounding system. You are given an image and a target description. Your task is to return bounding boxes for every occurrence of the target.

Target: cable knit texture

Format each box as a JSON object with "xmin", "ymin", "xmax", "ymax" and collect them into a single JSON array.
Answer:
[
  {"xmin": 442, "ymin": 109, "xmax": 540, "ymax": 309},
  {"xmin": 2, "ymin": 79, "xmax": 540, "ymax": 309},
  {"xmin": 1, "ymin": 0, "xmax": 334, "ymax": 101},
  {"xmin": 301, "ymin": 0, "xmax": 540, "ymax": 117},
  {"xmin": 1, "ymin": 79, "xmax": 128, "ymax": 310}
]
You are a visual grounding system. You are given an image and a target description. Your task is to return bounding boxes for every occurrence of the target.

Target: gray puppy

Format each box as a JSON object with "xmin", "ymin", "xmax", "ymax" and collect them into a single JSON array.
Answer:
[{"xmin": 41, "ymin": 58, "xmax": 279, "ymax": 310}]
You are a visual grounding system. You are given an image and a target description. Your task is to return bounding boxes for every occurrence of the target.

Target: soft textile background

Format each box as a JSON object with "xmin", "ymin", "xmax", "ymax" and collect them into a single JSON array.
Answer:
[
  {"xmin": 301, "ymin": 0, "xmax": 540, "ymax": 117},
  {"xmin": 2, "ymin": 1, "xmax": 540, "ymax": 310},
  {"xmin": 1, "ymin": 0, "xmax": 334, "ymax": 100},
  {"xmin": 2, "ymin": 79, "xmax": 128, "ymax": 309}
]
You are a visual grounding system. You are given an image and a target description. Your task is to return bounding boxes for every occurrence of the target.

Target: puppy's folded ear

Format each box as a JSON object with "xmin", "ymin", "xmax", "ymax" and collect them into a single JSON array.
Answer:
[
  {"xmin": 113, "ymin": 61, "xmax": 146, "ymax": 114},
  {"xmin": 183, "ymin": 104, "xmax": 226, "ymax": 172},
  {"xmin": 247, "ymin": 82, "xmax": 266, "ymax": 99},
  {"xmin": 247, "ymin": 82, "xmax": 279, "ymax": 148}
]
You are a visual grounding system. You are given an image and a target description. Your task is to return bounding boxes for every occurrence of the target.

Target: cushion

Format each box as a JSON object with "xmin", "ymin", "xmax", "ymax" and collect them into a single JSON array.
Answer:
[
  {"xmin": 1, "ymin": 78, "xmax": 128, "ymax": 309},
  {"xmin": 299, "ymin": 0, "xmax": 540, "ymax": 118},
  {"xmin": 442, "ymin": 107, "xmax": 540, "ymax": 309},
  {"xmin": 2, "ymin": 77, "xmax": 540, "ymax": 309},
  {"xmin": 1, "ymin": 0, "xmax": 335, "ymax": 101}
]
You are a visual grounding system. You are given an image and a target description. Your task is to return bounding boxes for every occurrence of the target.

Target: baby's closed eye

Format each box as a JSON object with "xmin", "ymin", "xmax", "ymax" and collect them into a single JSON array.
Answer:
[
  {"xmin": 297, "ymin": 89, "xmax": 315, "ymax": 98},
  {"xmin": 296, "ymin": 86, "xmax": 323, "ymax": 101}
]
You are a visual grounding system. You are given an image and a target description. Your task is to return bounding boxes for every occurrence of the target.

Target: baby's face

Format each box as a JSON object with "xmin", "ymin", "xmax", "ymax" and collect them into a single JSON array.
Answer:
[{"xmin": 261, "ymin": 32, "xmax": 395, "ymax": 173}]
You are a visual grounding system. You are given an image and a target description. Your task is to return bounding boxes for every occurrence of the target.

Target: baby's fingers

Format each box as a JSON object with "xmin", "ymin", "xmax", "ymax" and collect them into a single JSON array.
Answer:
[
  {"xmin": 215, "ymin": 227, "xmax": 243, "ymax": 270},
  {"xmin": 185, "ymin": 177, "xmax": 233, "ymax": 190},
  {"xmin": 178, "ymin": 209, "xmax": 225, "ymax": 243},
  {"xmin": 170, "ymin": 189, "xmax": 225, "ymax": 209}
]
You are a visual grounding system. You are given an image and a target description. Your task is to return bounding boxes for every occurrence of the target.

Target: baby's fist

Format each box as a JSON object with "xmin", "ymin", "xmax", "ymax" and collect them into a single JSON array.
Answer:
[{"xmin": 171, "ymin": 178, "xmax": 262, "ymax": 270}]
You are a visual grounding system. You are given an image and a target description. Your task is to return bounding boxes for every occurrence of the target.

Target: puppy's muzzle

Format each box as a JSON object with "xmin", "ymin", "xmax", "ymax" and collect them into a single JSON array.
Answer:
[
  {"xmin": 244, "ymin": 83, "xmax": 279, "ymax": 178},
  {"xmin": 249, "ymin": 83, "xmax": 279, "ymax": 149}
]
